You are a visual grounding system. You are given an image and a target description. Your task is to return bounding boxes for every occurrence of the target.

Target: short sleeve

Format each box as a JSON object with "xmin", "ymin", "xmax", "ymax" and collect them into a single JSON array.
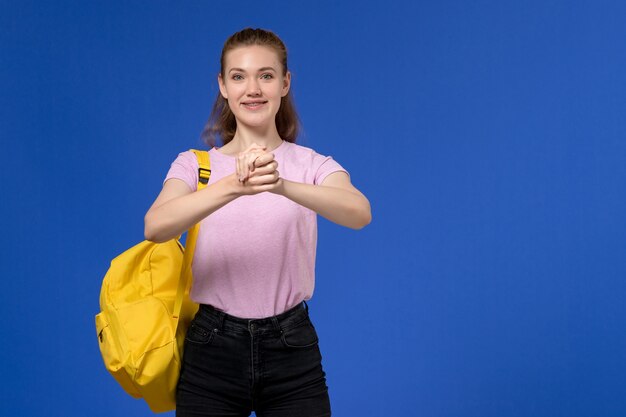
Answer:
[
  {"xmin": 312, "ymin": 152, "xmax": 350, "ymax": 186},
  {"xmin": 163, "ymin": 150, "xmax": 199, "ymax": 192}
]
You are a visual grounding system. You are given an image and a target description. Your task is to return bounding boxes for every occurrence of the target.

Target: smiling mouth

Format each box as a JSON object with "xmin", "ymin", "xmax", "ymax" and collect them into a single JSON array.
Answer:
[{"xmin": 242, "ymin": 101, "xmax": 267, "ymax": 109}]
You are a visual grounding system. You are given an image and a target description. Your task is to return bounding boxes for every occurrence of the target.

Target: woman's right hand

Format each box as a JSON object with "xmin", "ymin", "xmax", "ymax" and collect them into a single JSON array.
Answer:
[{"xmin": 232, "ymin": 143, "xmax": 281, "ymax": 195}]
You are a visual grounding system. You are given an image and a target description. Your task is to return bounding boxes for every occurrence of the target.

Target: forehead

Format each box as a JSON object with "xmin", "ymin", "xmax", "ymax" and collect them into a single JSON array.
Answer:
[{"xmin": 224, "ymin": 45, "xmax": 280, "ymax": 70}]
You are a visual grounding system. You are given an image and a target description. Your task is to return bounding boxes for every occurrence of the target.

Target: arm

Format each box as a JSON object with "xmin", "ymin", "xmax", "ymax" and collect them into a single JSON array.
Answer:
[
  {"xmin": 271, "ymin": 171, "xmax": 372, "ymax": 230},
  {"xmin": 144, "ymin": 175, "xmax": 240, "ymax": 243}
]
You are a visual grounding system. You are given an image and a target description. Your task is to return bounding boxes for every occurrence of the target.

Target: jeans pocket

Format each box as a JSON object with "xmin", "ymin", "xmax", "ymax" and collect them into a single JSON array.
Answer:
[
  {"xmin": 281, "ymin": 317, "xmax": 319, "ymax": 348},
  {"xmin": 185, "ymin": 320, "xmax": 217, "ymax": 345}
]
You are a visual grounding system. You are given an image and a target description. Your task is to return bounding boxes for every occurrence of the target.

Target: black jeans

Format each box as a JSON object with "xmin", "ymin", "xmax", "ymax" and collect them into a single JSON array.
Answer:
[{"xmin": 176, "ymin": 301, "xmax": 332, "ymax": 417}]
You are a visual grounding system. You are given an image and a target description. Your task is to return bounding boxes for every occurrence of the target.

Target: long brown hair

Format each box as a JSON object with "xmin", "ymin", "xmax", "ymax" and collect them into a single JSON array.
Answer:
[{"xmin": 200, "ymin": 27, "xmax": 301, "ymax": 148}]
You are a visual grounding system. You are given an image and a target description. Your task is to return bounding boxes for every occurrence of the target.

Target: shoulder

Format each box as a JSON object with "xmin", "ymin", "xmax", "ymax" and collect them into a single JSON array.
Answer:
[
  {"xmin": 172, "ymin": 149, "xmax": 214, "ymax": 169},
  {"xmin": 282, "ymin": 141, "xmax": 330, "ymax": 163},
  {"xmin": 281, "ymin": 141, "xmax": 347, "ymax": 185},
  {"xmin": 170, "ymin": 149, "xmax": 198, "ymax": 165}
]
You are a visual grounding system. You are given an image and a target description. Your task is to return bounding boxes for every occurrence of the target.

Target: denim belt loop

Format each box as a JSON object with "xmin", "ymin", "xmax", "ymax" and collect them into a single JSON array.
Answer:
[
  {"xmin": 214, "ymin": 307, "xmax": 225, "ymax": 332},
  {"xmin": 270, "ymin": 316, "xmax": 283, "ymax": 334}
]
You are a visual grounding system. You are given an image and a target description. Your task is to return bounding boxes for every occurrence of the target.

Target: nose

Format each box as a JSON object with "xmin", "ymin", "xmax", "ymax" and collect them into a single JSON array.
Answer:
[{"xmin": 246, "ymin": 78, "xmax": 261, "ymax": 96}]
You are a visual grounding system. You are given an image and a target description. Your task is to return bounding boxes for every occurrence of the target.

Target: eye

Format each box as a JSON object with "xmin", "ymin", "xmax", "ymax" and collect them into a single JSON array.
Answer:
[
  {"xmin": 261, "ymin": 73, "xmax": 273, "ymax": 80},
  {"xmin": 231, "ymin": 74, "xmax": 243, "ymax": 80}
]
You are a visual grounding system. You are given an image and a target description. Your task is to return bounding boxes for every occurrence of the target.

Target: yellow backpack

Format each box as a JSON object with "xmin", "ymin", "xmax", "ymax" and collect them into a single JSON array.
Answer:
[{"xmin": 95, "ymin": 149, "xmax": 210, "ymax": 413}]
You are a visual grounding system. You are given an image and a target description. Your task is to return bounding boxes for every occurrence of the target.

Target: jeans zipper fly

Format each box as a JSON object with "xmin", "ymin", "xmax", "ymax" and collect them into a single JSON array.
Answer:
[{"xmin": 249, "ymin": 321, "xmax": 255, "ymax": 389}]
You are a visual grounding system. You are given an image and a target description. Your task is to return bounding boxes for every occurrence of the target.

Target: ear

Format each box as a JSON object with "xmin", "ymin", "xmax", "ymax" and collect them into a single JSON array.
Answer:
[
  {"xmin": 218, "ymin": 73, "xmax": 228, "ymax": 99},
  {"xmin": 281, "ymin": 71, "xmax": 291, "ymax": 97}
]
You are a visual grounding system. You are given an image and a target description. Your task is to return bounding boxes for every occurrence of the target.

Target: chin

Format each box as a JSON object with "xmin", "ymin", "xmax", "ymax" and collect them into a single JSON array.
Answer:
[{"xmin": 238, "ymin": 114, "xmax": 276, "ymax": 125}]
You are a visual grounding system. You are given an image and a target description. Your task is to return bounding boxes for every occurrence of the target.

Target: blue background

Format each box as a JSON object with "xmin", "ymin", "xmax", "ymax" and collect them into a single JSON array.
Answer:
[{"xmin": 2, "ymin": 1, "xmax": 625, "ymax": 416}]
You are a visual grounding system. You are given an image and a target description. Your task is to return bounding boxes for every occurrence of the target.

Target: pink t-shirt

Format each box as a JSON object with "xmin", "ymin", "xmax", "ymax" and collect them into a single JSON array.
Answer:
[{"xmin": 163, "ymin": 139, "xmax": 348, "ymax": 318}]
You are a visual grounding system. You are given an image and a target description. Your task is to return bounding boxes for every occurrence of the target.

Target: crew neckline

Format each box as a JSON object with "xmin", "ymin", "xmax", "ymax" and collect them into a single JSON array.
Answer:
[{"xmin": 211, "ymin": 140, "xmax": 287, "ymax": 159}]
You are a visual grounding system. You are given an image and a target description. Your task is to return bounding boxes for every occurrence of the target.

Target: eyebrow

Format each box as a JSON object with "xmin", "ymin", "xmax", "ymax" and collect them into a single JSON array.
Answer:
[{"xmin": 228, "ymin": 67, "xmax": 277, "ymax": 73}]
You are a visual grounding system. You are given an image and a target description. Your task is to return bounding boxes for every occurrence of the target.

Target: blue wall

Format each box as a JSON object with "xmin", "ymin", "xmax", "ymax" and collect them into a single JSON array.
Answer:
[{"xmin": 2, "ymin": 1, "xmax": 625, "ymax": 416}]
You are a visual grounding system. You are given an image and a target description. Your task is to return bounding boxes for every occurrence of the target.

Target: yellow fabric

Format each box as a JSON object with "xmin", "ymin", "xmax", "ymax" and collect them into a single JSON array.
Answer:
[{"xmin": 96, "ymin": 149, "xmax": 210, "ymax": 413}]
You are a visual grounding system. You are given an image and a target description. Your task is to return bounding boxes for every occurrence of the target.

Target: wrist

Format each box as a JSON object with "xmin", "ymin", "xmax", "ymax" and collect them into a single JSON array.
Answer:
[
  {"xmin": 221, "ymin": 173, "xmax": 245, "ymax": 198},
  {"xmin": 269, "ymin": 177, "xmax": 287, "ymax": 195}
]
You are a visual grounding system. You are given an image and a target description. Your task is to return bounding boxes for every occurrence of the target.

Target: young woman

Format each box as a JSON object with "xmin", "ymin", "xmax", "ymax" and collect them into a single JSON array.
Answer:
[{"xmin": 144, "ymin": 27, "xmax": 371, "ymax": 417}]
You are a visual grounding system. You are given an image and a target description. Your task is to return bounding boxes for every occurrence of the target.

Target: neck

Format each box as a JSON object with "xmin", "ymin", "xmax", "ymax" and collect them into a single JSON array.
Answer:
[{"xmin": 229, "ymin": 124, "xmax": 283, "ymax": 152}]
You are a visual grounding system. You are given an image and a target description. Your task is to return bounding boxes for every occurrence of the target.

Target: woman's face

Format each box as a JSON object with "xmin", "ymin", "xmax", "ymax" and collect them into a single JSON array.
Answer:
[{"xmin": 218, "ymin": 45, "xmax": 291, "ymax": 130}]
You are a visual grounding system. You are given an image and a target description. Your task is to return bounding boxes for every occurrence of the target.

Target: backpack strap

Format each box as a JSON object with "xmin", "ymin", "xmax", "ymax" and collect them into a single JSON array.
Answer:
[
  {"xmin": 172, "ymin": 149, "xmax": 211, "ymax": 322},
  {"xmin": 195, "ymin": 149, "xmax": 212, "ymax": 185}
]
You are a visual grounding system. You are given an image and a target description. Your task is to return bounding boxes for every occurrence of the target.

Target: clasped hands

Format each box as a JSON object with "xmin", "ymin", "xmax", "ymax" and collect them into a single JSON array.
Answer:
[{"xmin": 234, "ymin": 143, "xmax": 282, "ymax": 195}]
